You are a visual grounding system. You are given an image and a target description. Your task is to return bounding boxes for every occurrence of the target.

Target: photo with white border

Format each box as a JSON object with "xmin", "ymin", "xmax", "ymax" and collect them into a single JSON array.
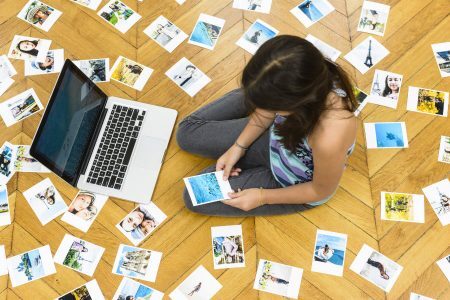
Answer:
[
  {"xmin": 24, "ymin": 49, "xmax": 64, "ymax": 76},
  {"xmin": 0, "ymin": 245, "xmax": 7, "ymax": 276},
  {"xmin": 311, "ymin": 229, "xmax": 347, "ymax": 276},
  {"xmin": 144, "ymin": 15, "xmax": 188, "ymax": 53},
  {"xmin": 0, "ymin": 88, "xmax": 44, "ymax": 127},
  {"xmin": 344, "ymin": 36, "xmax": 389, "ymax": 74},
  {"xmin": 8, "ymin": 35, "xmax": 51, "ymax": 63},
  {"xmin": 357, "ymin": 1, "xmax": 390, "ymax": 36},
  {"xmin": 407, "ymin": 86, "xmax": 449, "ymax": 117},
  {"xmin": 13, "ymin": 145, "xmax": 50, "ymax": 173},
  {"xmin": 73, "ymin": 58, "xmax": 110, "ymax": 83},
  {"xmin": 438, "ymin": 136, "xmax": 450, "ymax": 164},
  {"xmin": 56, "ymin": 279, "xmax": 105, "ymax": 300},
  {"xmin": 305, "ymin": 34, "xmax": 341, "ymax": 62},
  {"xmin": 422, "ymin": 179, "xmax": 450, "ymax": 226},
  {"xmin": 436, "ymin": 254, "xmax": 450, "ymax": 282},
  {"xmin": 165, "ymin": 57, "xmax": 211, "ymax": 97},
  {"xmin": 367, "ymin": 69, "xmax": 403, "ymax": 109},
  {"xmin": 236, "ymin": 19, "xmax": 279, "ymax": 55},
  {"xmin": 97, "ymin": 0, "xmax": 141, "ymax": 34},
  {"xmin": 0, "ymin": 77, "xmax": 14, "ymax": 97},
  {"xmin": 432, "ymin": 42, "xmax": 450, "ymax": 77},
  {"xmin": 169, "ymin": 265, "xmax": 222, "ymax": 300},
  {"xmin": 0, "ymin": 55, "xmax": 17, "ymax": 79},
  {"xmin": 410, "ymin": 292, "xmax": 435, "ymax": 300},
  {"xmin": 110, "ymin": 56, "xmax": 153, "ymax": 91},
  {"xmin": 380, "ymin": 192, "xmax": 425, "ymax": 223},
  {"xmin": 184, "ymin": 171, "xmax": 233, "ymax": 206},
  {"xmin": 188, "ymin": 14, "xmax": 225, "ymax": 50},
  {"xmin": 71, "ymin": 0, "xmax": 103, "ymax": 10},
  {"xmin": 17, "ymin": 0, "xmax": 62, "ymax": 32},
  {"xmin": 211, "ymin": 225, "xmax": 245, "ymax": 269},
  {"xmin": 290, "ymin": 0, "xmax": 335, "ymax": 28},
  {"xmin": 232, "ymin": 0, "xmax": 273, "ymax": 14},
  {"xmin": 0, "ymin": 185, "xmax": 11, "ymax": 227},
  {"xmin": 0, "ymin": 142, "xmax": 17, "ymax": 185},
  {"xmin": 364, "ymin": 122, "xmax": 408, "ymax": 149},
  {"xmin": 353, "ymin": 87, "xmax": 369, "ymax": 117},
  {"xmin": 113, "ymin": 277, "xmax": 164, "ymax": 300}
]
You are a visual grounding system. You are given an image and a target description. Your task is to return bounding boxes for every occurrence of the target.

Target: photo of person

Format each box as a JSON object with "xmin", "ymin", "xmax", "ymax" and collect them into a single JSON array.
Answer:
[
  {"xmin": 0, "ymin": 185, "xmax": 11, "ymax": 226},
  {"xmin": 232, "ymin": 0, "xmax": 273, "ymax": 14},
  {"xmin": 184, "ymin": 171, "xmax": 233, "ymax": 206},
  {"xmin": 357, "ymin": 1, "xmax": 390, "ymax": 36},
  {"xmin": 0, "ymin": 55, "xmax": 17, "ymax": 79},
  {"xmin": 24, "ymin": 49, "xmax": 64, "ymax": 76},
  {"xmin": 432, "ymin": 42, "xmax": 450, "ymax": 77},
  {"xmin": 290, "ymin": 0, "xmax": 335, "ymax": 28},
  {"xmin": 368, "ymin": 70, "xmax": 403, "ymax": 109},
  {"xmin": 188, "ymin": 14, "xmax": 225, "ymax": 50},
  {"xmin": 73, "ymin": 58, "xmax": 109, "ymax": 82},
  {"xmin": 364, "ymin": 122, "xmax": 408, "ymax": 149},
  {"xmin": 211, "ymin": 225, "xmax": 245, "ymax": 269},
  {"xmin": 169, "ymin": 265, "xmax": 222, "ymax": 300},
  {"xmin": 311, "ymin": 230, "xmax": 347, "ymax": 276},
  {"xmin": 438, "ymin": 136, "xmax": 450, "ymax": 164},
  {"xmin": 13, "ymin": 145, "xmax": 49, "ymax": 173},
  {"xmin": 112, "ymin": 277, "xmax": 164, "ymax": 300},
  {"xmin": 144, "ymin": 15, "xmax": 188, "ymax": 53},
  {"xmin": 58, "ymin": 279, "xmax": 105, "ymax": 300},
  {"xmin": 7, "ymin": 35, "xmax": 51, "ymax": 62},
  {"xmin": 436, "ymin": 254, "xmax": 450, "ymax": 282},
  {"xmin": 71, "ymin": 0, "xmax": 103, "ymax": 10},
  {"xmin": 110, "ymin": 56, "xmax": 153, "ymax": 91},
  {"xmin": 344, "ymin": 36, "xmax": 389, "ymax": 74},
  {"xmin": 353, "ymin": 87, "xmax": 369, "ymax": 116},
  {"xmin": 407, "ymin": 87, "xmax": 449, "ymax": 117},
  {"xmin": 305, "ymin": 34, "xmax": 341, "ymax": 62},
  {"xmin": 0, "ymin": 142, "xmax": 15, "ymax": 184},
  {"xmin": 17, "ymin": 0, "xmax": 62, "ymax": 32},
  {"xmin": 236, "ymin": 19, "xmax": 279, "ymax": 55},
  {"xmin": 381, "ymin": 192, "xmax": 425, "ymax": 223},
  {"xmin": 165, "ymin": 57, "xmax": 211, "ymax": 97},
  {"xmin": 97, "ymin": 0, "xmax": 141, "ymax": 34},
  {"xmin": 422, "ymin": 179, "xmax": 450, "ymax": 226},
  {"xmin": 0, "ymin": 88, "xmax": 44, "ymax": 127}
]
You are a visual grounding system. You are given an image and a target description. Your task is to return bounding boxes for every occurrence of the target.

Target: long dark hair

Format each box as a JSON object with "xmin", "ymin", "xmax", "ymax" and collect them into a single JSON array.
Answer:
[
  {"xmin": 242, "ymin": 35, "xmax": 357, "ymax": 152},
  {"xmin": 17, "ymin": 40, "xmax": 39, "ymax": 56},
  {"xmin": 381, "ymin": 74, "xmax": 399, "ymax": 97}
]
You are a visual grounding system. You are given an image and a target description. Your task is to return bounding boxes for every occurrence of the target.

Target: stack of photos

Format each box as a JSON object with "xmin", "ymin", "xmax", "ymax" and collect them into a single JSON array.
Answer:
[
  {"xmin": 305, "ymin": 34, "xmax": 341, "ymax": 62},
  {"xmin": 364, "ymin": 122, "xmax": 408, "ymax": 149},
  {"xmin": 211, "ymin": 225, "xmax": 245, "ymax": 269},
  {"xmin": 438, "ymin": 136, "xmax": 450, "ymax": 164},
  {"xmin": 357, "ymin": 1, "xmax": 390, "ymax": 36},
  {"xmin": 290, "ymin": 0, "xmax": 335, "ymax": 28},
  {"xmin": 232, "ymin": 0, "xmax": 273, "ymax": 14},
  {"xmin": 113, "ymin": 277, "xmax": 164, "ymax": 300},
  {"xmin": 350, "ymin": 244, "xmax": 403, "ymax": 292},
  {"xmin": 407, "ymin": 87, "xmax": 449, "ymax": 117},
  {"xmin": 368, "ymin": 70, "xmax": 403, "ymax": 109},
  {"xmin": 17, "ymin": 0, "xmax": 62, "ymax": 32},
  {"xmin": 0, "ymin": 186, "xmax": 11, "ymax": 226},
  {"xmin": 253, "ymin": 259, "xmax": 303, "ymax": 298},
  {"xmin": 169, "ymin": 265, "xmax": 222, "ymax": 300},
  {"xmin": 143, "ymin": 15, "xmax": 188, "ymax": 53},
  {"xmin": 380, "ymin": 192, "xmax": 425, "ymax": 223},
  {"xmin": 8, "ymin": 35, "xmax": 52, "ymax": 63},
  {"xmin": 6, "ymin": 245, "xmax": 56, "ymax": 287},
  {"xmin": 436, "ymin": 254, "xmax": 450, "ymax": 282},
  {"xmin": 344, "ymin": 36, "xmax": 389, "ymax": 74},
  {"xmin": 0, "ymin": 88, "xmax": 44, "ymax": 127},
  {"xmin": 236, "ymin": 19, "xmax": 279, "ymax": 55},
  {"xmin": 57, "ymin": 279, "xmax": 105, "ymax": 300},
  {"xmin": 13, "ymin": 145, "xmax": 50, "ymax": 173},
  {"xmin": 24, "ymin": 49, "xmax": 64, "ymax": 76},
  {"xmin": 165, "ymin": 57, "xmax": 211, "ymax": 97},
  {"xmin": 61, "ymin": 191, "xmax": 109, "ymax": 233},
  {"xmin": 0, "ymin": 245, "xmax": 7, "ymax": 276},
  {"xmin": 71, "ymin": 0, "xmax": 103, "ymax": 10},
  {"xmin": 54, "ymin": 234, "xmax": 105, "ymax": 276},
  {"xmin": 0, "ymin": 55, "xmax": 17, "ymax": 97},
  {"xmin": 188, "ymin": 14, "xmax": 225, "ymax": 50},
  {"xmin": 97, "ymin": 0, "xmax": 142, "ymax": 34},
  {"xmin": 422, "ymin": 179, "xmax": 450, "ymax": 226},
  {"xmin": 410, "ymin": 292, "xmax": 436, "ymax": 300},
  {"xmin": 23, "ymin": 178, "xmax": 67, "ymax": 225},
  {"xmin": 0, "ymin": 142, "xmax": 16, "ymax": 185},
  {"xmin": 353, "ymin": 87, "xmax": 369, "ymax": 116},
  {"xmin": 311, "ymin": 230, "xmax": 347, "ymax": 277},
  {"xmin": 116, "ymin": 202, "xmax": 167, "ymax": 246},
  {"xmin": 432, "ymin": 42, "xmax": 450, "ymax": 77},
  {"xmin": 110, "ymin": 56, "xmax": 153, "ymax": 91},
  {"xmin": 184, "ymin": 171, "xmax": 233, "ymax": 206},
  {"xmin": 112, "ymin": 244, "xmax": 162, "ymax": 282},
  {"xmin": 73, "ymin": 58, "xmax": 110, "ymax": 82}
]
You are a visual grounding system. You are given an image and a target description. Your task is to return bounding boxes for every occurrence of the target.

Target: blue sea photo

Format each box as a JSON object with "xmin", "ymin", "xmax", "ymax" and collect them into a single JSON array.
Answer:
[
  {"xmin": 299, "ymin": 0, "xmax": 324, "ymax": 22},
  {"xmin": 374, "ymin": 122, "xmax": 405, "ymax": 148},
  {"xmin": 15, "ymin": 249, "xmax": 45, "ymax": 282},
  {"xmin": 116, "ymin": 245, "xmax": 150, "ymax": 277},
  {"xmin": 245, "ymin": 21, "xmax": 277, "ymax": 46},
  {"xmin": 118, "ymin": 278, "xmax": 153, "ymax": 299},
  {"xmin": 188, "ymin": 172, "xmax": 224, "ymax": 204},
  {"xmin": 190, "ymin": 21, "xmax": 221, "ymax": 47},
  {"xmin": 314, "ymin": 233, "xmax": 346, "ymax": 266}
]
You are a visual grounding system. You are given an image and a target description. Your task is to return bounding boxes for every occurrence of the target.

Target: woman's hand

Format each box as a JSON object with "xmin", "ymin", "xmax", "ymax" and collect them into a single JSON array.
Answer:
[
  {"xmin": 216, "ymin": 145, "xmax": 246, "ymax": 180},
  {"xmin": 222, "ymin": 188, "xmax": 264, "ymax": 211}
]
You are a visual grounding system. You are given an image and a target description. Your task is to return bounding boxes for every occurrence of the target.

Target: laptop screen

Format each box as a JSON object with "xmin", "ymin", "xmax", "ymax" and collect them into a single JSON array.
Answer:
[{"xmin": 31, "ymin": 60, "xmax": 107, "ymax": 185}]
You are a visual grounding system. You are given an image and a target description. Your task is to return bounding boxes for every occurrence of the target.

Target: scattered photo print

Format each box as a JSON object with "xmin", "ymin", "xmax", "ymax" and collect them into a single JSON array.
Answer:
[
  {"xmin": 232, "ymin": 0, "xmax": 273, "ymax": 14},
  {"xmin": 0, "ymin": 55, "xmax": 17, "ymax": 79},
  {"xmin": 407, "ymin": 87, "xmax": 449, "ymax": 117},
  {"xmin": 8, "ymin": 35, "xmax": 52, "ymax": 63},
  {"xmin": 422, "ymin": 179, "xmax": 450, "ymax": 226},
  {"xmin": 0, "ymin": 245, "xmax": 7, "ymax": 276},
  {"xmin": 364, "ymin": 122, "xmax": 408, "ymax": 149},
  {"xmin": 144, "ymin": 15, "xmax": 188, "ymax": 53},
  {"xmin": 436, "ymin": 254, "xmax": 450, "ymax": 282},
  {"xmin": 57, "ymin": 279, "xmax": 105, "ymax": 300},
  {"xmin": 350, "ymin": 244, "xmax": 403, "ymax": 292},
  {"xmin": 175, "ymin": 0, "xmax": 186, "ymax": 4},
  {"xmin": 113, "ymin": 277, "xmax": 164, "ymax": 300},
  {"xmin": 410, "ymin": 292, "xmax": 436, "ymax": 300},
  {"xmin": 23, "ymin": 177, "xmax": 67, "ymax": 225},
  {"xmin": 0, "ymin": 88, "xmax": 44, "ymax": 127},
  {"xmin": 13, "ymin": 145, "xmax": 49, "ymax": 173},
  {"xmin": 344, "ymin": 36, "xmax": 389, "ymax": 74},
  {"xmin": 112, "ymin": 244, "xmax": 162, "ymax": 282},
  {"xmin": 61, "ymin": 191, "xmax": 108, "ymax": 233},
  {"xmin": 305, "ymin": 34, "xmax": 341, "ymax": 62},
  {"xmin": 311, "ymin": 230, "xmax": 347, "ymax": 276},
  {"xmin": 73, "ymin": 58, "xmax": 110, "ymax": 82},
  {"xmin": 253, "ymin": 259, "xmax": 303, "ymax": 299},
  {"xmin": 17, "ymin": 0, "xmax": 62, "ymax": 32},
  {"xmin": 24, "ymin": 49, "xmax": 64, "ymax": 76},
  {"xmin": 432, "ymin": 42, "xmax": 450, "ymax": 77},
  {"xmin": 71, "ymin": 0, "xmax": 103, "ymax": 10},
  {"xmin": 188, "ymin": 14, "xmax": 225, "ymax": 50},
  {"xmin": 184, "ymin": 171, "xmax": 233, "ymax": 206},
  {"xmin": 165, "ymin": 57, "xmax": 211, "ymax": 97},
  {"xmin": 0, "ymin": 142, "xmax": 16, "ymax": 185},
  {"xmin": 367, "ymin": 70, "xmax": 403, "ymax": 109},
  {"xmin": 290, "ymin": 0, "xmax": 335, "ymax": 28},
  {"xmin": 438, "ymin": 136, "xmax": 450, "ymax": 164},
  {"xmin": 236, "ymin": 19, "xmax": 279, "ymax": 55},
  {"xmin": 110, "ymin": 56, "xmax": 153, "ymax": 91},
  {"xmin": 380, "ymin": 192, "xmax": 425, "ymax": 223},
  {"xmin": 98, "ymin": 0, "xmax": 141, "ymax": 34},
  {"xmin": 353, "ymin": 87, "xmax": 369, "ymax": 116},
  {"xmin": 0, "ymin": 185, "xmax": 11, "ymax": 226},
  {"xmin": 169, "ymin": 265, "xmax": 222, "ymax": 300},
  {"xmin": 357, "ymin": 1, "xmax": 390, "ymax": 36},
  {"xmin": 211, "ymin": 225, "xmax": 245, "ymax": 269},
  {"xmin": 6, "ymin": 245, "xmax": 56, "ymax": 287},
  {"xmin": 0, "ymin": 77, "xmax": 14, "ymax": 97}
]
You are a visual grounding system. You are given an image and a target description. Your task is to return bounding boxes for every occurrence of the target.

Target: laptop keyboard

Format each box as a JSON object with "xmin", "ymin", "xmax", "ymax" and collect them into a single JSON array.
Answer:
[{"xmin": 86, "ymin": 104, "xmax": 146, "ymax": 190}]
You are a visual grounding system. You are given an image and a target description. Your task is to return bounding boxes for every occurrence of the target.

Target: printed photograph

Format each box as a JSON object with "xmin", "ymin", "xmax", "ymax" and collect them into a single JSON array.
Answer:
[
  {"xmin": 236, "ymin": 19, "xmax": 279, "ymax": 55},
  {"xmin": 58, "ymin": 279, "xmax": 105, "ymax": 300},
  {"xmin": 407, "ymin": 87, "xmax": 449, "ymax": 117},
  {"xmin": 110, "ymin": 56, "xmax": 153, "ymax": 91},
  {"xmin": 0, "ymin": 245, "xmax": 7, "ymax": 276},
  {"xmin": 357, "ymin": 1, "xmax": 390, "ymax": 36},
  {"xmin": 165, "ymin": 57, "xmax": 211, "ymax": 97},
  {"xmin": 368, "ymin": 70, "xmax": 403, "ymax": 109},
  {"xmin": 188, "ymin": 14, "xmax": 225, "ymax": 50},
  {"xmin": 344, "ymin": 36, "xmax": 389, "ymax": 74},
  {"xmin": 0, "ymin": 142, "xmax": 16, "ymax": 185},
  {"xmin": 113, "ymin": 244, "xmax": 162, "ymax": 282},
  {"xmin": 13, "ymin": 145, "xmax": 49, "ymax": 173},
  {"xmin": 211, "ymin": 225, "xmax": 245, "ymax": 269},
  {"xmin": 184, "ymin": 171, "xmax": 233, "ymax": 206},
  {"xmin": 6, "ymin": 245, "xmax": 56, "ymax": 287},
  {"xmin": 73, "ymin": 58, "xmax": 110, "ymax": 82},
  {"xmin": 422, "ymin": 179, "xmax": 450, "ymax": 226},
  {"xmin": 410, "ymin": 292, "xmax": 435, "ymax": 300},
  {"xmin": 432, "ymin": 42, "xmax": 450, "ymax": 77},
  {"xmin": 169, "ymin": 265, "xmax": 222, "ymax": 300},
  {"xmin": 380, "ymin": 192, "xmax": 425, "ymax": 223},
  {"xmin": 22, "ymin": 177, "xmax": 67, "ymax": 225},
  {"xmin": 438, "ymin": 136, "xmax": 450, "ymax": 164},
  {"xmin": 61, "ymin": 191, "xmax": 108, "ymax": 233},
  {"xmin": 71, "ymin": 0, "xmax": 103, "ymax": 10},
  {"xmin": 97, "ymin": 0, "xmax": 142, "ymax": 34},
  {"xmin": 113, "ymin": 277, "xmax": 164, "ymax": 300},
  {"xmin": 436, "ymin": 254, "xmax": 450, "ymax": 282},
  {"xmin": 24, "ymin": 49, "xmax": 64, "ymax": 76},
  {"xmin": 0, "ymin": 88, "xmax": 44, "ymax": 127},
  {"xmin": 353, "ymin": 87, "xmax": 368, "ymax": 116},
  {"xmin": 7, "ymin": 35, "xmax": 51, "ymax": 62},
  {"xmin": 305, "ymin": 34, "xmax": 341, "ymax": 62},
  {"xmin": 0, "ymin": 77, "xmax": 14, "ymax": 97},
  {"xmin": 0, "ymin": 185, "xmax": 11, "ymax": 226},
  {"xmin": 0, "ymin": 55, "xmax": 17, "ymax": 79},
  {"xmin": 364, "ymin": 122, "xmax": 408, "ymax": 149},
  {"xmin": 290, "ymin": 0, "xmax": 335, "ymax": 28},
  {"xmin": 232, "ymin": 0, "xmax": 273, "ymax": 14},
  {"xmin": 17, "ymin": 0, "xmax": 62, "ymax": 32},
  {"xmin": 143, "ymin": 15, "xmax": 188, "ymax": 53},
  {"xmin": 311, "ymin": 230, "xmax": 347, "ymax": 276}
]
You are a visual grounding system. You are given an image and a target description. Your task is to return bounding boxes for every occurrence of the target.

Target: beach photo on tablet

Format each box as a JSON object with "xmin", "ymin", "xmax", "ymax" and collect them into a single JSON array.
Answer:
[
  {"xmin": 236, "ymin": 19, "xmax": 278, "ymax": 55},
  {"xmin": 353, "ymin": 87, "xmax": 369, "ymax": 116},
  {"xmin": 344, "ymin": 36, "xmax": 389, "ymax": 74},
  {"xmin": 432, "ymin": 42, "xmax": 450, "ymax": 77},
  {"xmin": 8, "ymin": 35, "xmax": 51, "ymax": 63},
  {"xmin": 98, "ymin": 0, "xmax": 141, "ymax": 34},
  {"xmin": 350, "ymin": 244, "xmax": 403, "ymax": 292},
  {"xmin": 0, "ymin": 245, "xmax": 6, "ymax": 276},
  {"xmin": 144, "ymin": 15, "xmax": 188, "ymax": 53},
  {"xmin": 13, "ymin": 145, "xmax": 49, "ymax": 172},
  {"xmin": 0, "ymin": 142, "xmax": 16, "ymax": 185},
  {"xmin": 438, "ymin": 136, "xmax": 450, "ymax": 164},
  {"xmin": 436, "ymin": 254, "xmax": 450, "ymax": 282},
  {"xmin": 188, "ymin": 14, "xmax": 225, "ymax": 50},
  {"xmin": 169, "ymin": 265, "xmax": 222, "ymax": 300},
  {"xmin": 311, "ymin": 230, "xmax": 347, "ymax": 277},
  {"xmin": 71, "ymin": 0, "xmax": 103, "ymax": 10},
  {"xmin": 381, "ymin": 192, "xmax": 425, "ymax": 223},
  {"xmin": 407, "ymin": 87, "xmax": 449, "ymax": 117},
  {"xmin": 113, "ymin": 277, "xmax": 164, "ymax": 300},
  {"xmin": 211, "ymin": 225, "xmax": 245, "ymax": 269},
  {"xmin": 290, "ymin": 0, "xmax": 335, "ymax": 28},
  {"xmin": 0, "ymin": 186, "xmax": 11, "ymax": 226},
  {"xmin": 17, "ymin": 0, "xmax": 62, "ymax": 32},
  {"xmin": 73, "ymin": 58, "xmax": 109, "ymax": 82},
  {"xmin": 116, "ymin": 202, "xmax": 167, "ymax": 246},
  {"xmin": 305, "ymin": 34, "xmax": 341, "ymax": 62},
  {"xmin": 364, "ymin": 122, "xmax": 408, "ymax": 149},
  {"xmin": 113, "ymin": 244, "xmax": 162, "ymax": 282},
  {"xmin": 61, "ymin": 191, "xmax": 108, "ymax": 233},
  {"xmin": 0, "ymin": 88, "xmax": 43, "ymax": 127},
  {"xmin": 184, "ymin": 171, "xmax": 233, "ymax": 206},
  {"xmin": 422, "ymin": 179, "xmax": 450, "ymax": 226},
  {"xmin": 165, "ymin": 57, "xmax": 211, "ymax": 97},
  {"xmin": 232, "ymin": 0, "xmax": 273, "ymax": 14},
  {"xmin": 368, "ymin": 70, "xmax": 402, "ymax": 109},
  {"xmin": 24, "ymin": 49, "xmax": 64, "ymax": 76},
  {"xmin": 357, "ymin": 1, "xmax": 390, "ymax": 36},
  {"xmin": 6, "ymin": 245, "xmax": 56, "ymax": 287},
  {"xmin": 0, "ymin": 55, "xmax": 17, "ymax": 79},
  {"xmin": 111, "ymin": 56, "xmax": 153, "ymax": 91},
  {"xmin": 58, "ymin": 279, "xmax": 105, "ymax": 300}
]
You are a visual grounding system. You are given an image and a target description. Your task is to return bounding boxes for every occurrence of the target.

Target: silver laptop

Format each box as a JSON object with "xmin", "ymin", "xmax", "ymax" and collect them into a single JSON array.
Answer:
[{"xmin": 30, "ymin": 59, "xmax": 177, "ymax": 203}]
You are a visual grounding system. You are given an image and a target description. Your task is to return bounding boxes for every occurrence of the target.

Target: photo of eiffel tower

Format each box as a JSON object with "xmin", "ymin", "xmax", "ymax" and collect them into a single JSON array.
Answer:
[{"xmin": 364, "ymin": 40, "xmax": 373, "ymax": 68}]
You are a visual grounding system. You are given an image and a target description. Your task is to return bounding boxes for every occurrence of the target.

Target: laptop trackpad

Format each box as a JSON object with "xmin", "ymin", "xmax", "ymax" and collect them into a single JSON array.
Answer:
[{"xmin": 133, "ymin": 136, "xmax": 165, "ymax": 167}]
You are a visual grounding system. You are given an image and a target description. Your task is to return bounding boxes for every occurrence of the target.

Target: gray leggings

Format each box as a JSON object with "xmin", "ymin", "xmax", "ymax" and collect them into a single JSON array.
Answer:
[{"xmin": 176, "ymin": 89, "xmax": 312, "ymax": 216}]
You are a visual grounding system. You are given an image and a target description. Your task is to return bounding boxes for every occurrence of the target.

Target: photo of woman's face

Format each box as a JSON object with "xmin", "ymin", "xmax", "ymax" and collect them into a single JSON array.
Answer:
[
  {"xmin": 387, "ymin": 76, "xmax": 401, "ymax": 92},
  {"xmin": 121, "ymin": 210, "xmax": 144, "ymax": 231},
  {"xmin": 40, "ymin": 56, "xmax": 54, "ymax": 68},
  {"xmin": 19, "ymin": 41, "xmax": 36, "ymax": 51},
  {"xmin": 72, "ymin": 194, "xmax": 93, "ymax": 211}
]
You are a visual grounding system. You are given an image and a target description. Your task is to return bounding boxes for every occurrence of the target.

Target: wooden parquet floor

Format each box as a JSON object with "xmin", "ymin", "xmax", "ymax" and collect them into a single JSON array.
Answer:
[{"xmin": 0, "ymin": 0, "xmax": 449, "ymax": 299}]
